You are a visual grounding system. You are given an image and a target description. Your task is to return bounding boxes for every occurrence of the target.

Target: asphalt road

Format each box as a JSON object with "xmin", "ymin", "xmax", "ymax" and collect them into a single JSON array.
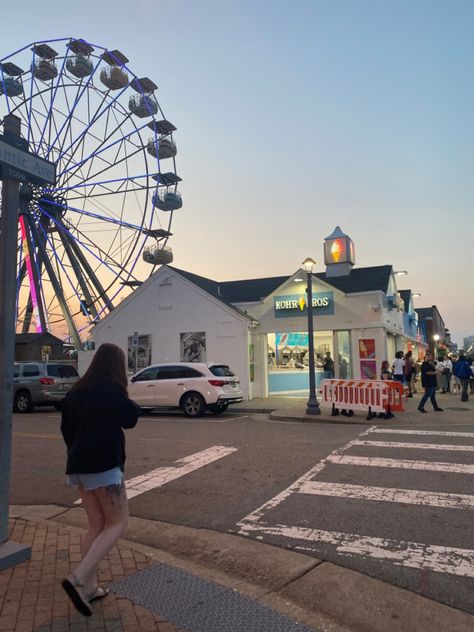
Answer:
[{"xmin": 9, "ymin": 408, "xmax": 474, "ymax": 615}]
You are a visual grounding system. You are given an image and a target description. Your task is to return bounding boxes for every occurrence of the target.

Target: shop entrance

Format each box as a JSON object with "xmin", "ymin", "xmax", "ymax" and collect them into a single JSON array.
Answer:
[{"xmin": 267, "ymin": 331, "xmax": 334, "ymax": 395}]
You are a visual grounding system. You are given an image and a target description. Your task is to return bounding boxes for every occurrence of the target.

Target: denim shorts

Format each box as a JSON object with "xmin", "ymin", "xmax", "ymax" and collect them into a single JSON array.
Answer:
[{"xmin": 66, "ymin": 466, "xmax": 123, "ymax": 491}]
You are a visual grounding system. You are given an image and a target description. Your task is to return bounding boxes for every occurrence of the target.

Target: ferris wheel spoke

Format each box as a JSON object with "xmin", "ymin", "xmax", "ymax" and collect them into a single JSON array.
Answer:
[
  {"xmin": 36, "ymin": 53, "xmax": 70, "ymax": 153},
  {"xmin": 62, "ymin": 144, "xmax": 146, "ymax": 195},
  {"xmin": 52, "ymin": 172, "xmax": 152, "ymax": 197},
  {"xmin": 59, "ymin": 108, "xmax": 135, "ymax": 189},
  {"xmin": 37, "ymin": 202, "xmax": 142, "ymax": 284},
  {"xmin": 43, "ymin": 54, "xmax": 103, "ymax": 161},
  {"xmin": 39, "ymin": 73, "xmax": 79, "ymax": 163},
  {"xmin": 51, "ymin": 198, "xmax": 148, "ymax": 232},
  {"xmin": 57, "ymin": 116, "xmax": 149, "ymax": 186},
  {"xmin": 56, "ymin": 79, "xmax": 129, "ymax": 164}
]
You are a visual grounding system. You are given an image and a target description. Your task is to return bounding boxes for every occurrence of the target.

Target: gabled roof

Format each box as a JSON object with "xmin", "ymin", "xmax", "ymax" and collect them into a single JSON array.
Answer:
[
  {"xmin": 160, "ymin": 267, "xmax": 256, "ymax": 321},
  {"xmin": 15, "ymin": 333, "xmax": 64, "ymax": 344},
  {"xmin": 316, "ymin": 265, "xmax": 392, "ymax": 295},
  {"xmin": 168, "ymin": 264, "xmax": 393, "ymax": 304}
]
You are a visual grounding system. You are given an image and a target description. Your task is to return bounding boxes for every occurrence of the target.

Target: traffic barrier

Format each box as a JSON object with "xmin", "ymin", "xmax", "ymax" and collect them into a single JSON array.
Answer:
[{"xmin": 320, "ymin": 379, "xmax": 405, "ymax": 420}]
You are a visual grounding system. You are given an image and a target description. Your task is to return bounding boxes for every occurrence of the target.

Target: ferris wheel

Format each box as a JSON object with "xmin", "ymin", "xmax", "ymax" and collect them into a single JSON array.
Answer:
[{"xmin": 0, "ymin": 37, "xmax": 182, "ymax": 348}]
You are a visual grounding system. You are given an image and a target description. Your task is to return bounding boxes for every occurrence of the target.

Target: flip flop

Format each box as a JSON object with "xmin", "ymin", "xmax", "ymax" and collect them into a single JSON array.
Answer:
[
  {"xmin": 61, "ymin": 576, "xmax": 92, "ymax": 617},
  {"xmin": 89, "ymin": 586, "xmax": 110, "ymax": 603}
]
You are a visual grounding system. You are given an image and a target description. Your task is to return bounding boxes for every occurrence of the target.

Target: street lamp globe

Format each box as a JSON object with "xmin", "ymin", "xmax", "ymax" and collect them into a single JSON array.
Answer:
[{"xmin": 302, "ymin": 257, "xmax": 316, "ymax": 273}]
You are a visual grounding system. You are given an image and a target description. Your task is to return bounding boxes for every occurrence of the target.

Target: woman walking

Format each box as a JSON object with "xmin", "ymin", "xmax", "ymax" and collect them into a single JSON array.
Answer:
[{"xmin": 60, "ymin": 343, "xmax": 140, "ymax": 616}]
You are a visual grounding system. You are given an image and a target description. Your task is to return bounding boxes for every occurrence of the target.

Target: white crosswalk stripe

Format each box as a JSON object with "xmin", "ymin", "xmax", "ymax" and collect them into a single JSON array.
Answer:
[
  {"xmin": 327, "ymin": 454, "xmax": 474, "ymax": 474},
  {"xmin": 238, "ymin": 425, "xmax": 474, "ymax": 578},
  {"xmin": 75, "ymin": 445, "xmax": 237, "ymax": 504},
  {"xmin": 352, "ymin": 440, "xmax": 474, "ymax": 451},
  {"xmin": 371, "ymin": 428, "xmax": 474, "ymax": 438},
  {"xmin": 299, "ymin": 480, "xmax": 474, "ymax": 509}
]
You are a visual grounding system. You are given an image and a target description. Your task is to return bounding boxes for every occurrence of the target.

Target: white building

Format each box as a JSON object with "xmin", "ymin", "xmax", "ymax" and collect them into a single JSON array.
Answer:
[{"xmin": 90, "ymin": 228, "xmax": 426, "ymax": 399}]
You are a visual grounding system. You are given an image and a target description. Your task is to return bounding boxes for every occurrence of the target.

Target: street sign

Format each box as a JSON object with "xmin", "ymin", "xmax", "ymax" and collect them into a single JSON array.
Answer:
[
  {"xmin": 0, "ymin": 135, "xmax": 55, "ymax": 186},
  {"xmin": 132, "ymin": 333, "xmax": 139, "ymax": 347}
]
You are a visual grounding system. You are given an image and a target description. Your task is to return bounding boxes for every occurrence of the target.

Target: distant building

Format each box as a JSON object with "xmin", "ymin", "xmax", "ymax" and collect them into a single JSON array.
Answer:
[
  {"xmin": 15, "ymin": 333, "xmax": 66, "ymax": 362},
  {"xmin": 91, "ymin": 227, "xmax": 430, "ymax": 398},
  {"xmin": 416, "ymin": 307, "xmax": 447, "ymax": 357},
  {"xmin": 463, "ymin": 335, "xmax": 474, "ymax": 352}
]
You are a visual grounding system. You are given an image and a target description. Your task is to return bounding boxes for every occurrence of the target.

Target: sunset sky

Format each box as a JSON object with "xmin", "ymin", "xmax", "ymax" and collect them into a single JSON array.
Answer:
[{"xmin": 2, "ymin": 1, "xmax": 473, "ymax": 344}]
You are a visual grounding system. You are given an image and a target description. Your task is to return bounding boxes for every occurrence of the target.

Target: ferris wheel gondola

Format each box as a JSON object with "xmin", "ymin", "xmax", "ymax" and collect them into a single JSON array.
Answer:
[{"xmin": 0, "ymin": 37, "xmax": 182, "ymax": 348}]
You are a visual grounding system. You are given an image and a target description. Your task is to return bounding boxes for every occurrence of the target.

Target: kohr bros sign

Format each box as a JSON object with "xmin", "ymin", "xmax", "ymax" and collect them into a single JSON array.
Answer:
[{"xmin": 274, "ymin": 292, "xmax": 334, "ymax": 318}]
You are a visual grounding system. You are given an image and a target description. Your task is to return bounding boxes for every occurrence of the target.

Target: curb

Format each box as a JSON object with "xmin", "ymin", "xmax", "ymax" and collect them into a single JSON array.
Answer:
[{"xmin": 9, "ymin": 505, "xmax": 474, "ymax": 632}]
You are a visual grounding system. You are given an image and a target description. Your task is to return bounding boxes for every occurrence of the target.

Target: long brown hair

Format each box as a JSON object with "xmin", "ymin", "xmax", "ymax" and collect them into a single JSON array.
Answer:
[{"xmin": 73, "ymin": 343, "xmax": 128, "ymax": 393}]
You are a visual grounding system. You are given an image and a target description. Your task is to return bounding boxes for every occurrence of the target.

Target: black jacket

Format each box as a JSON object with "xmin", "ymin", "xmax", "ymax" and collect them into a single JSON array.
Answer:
[{"xmin": 60, "ymin": 380, "xmax": 140, "ymax": 475}]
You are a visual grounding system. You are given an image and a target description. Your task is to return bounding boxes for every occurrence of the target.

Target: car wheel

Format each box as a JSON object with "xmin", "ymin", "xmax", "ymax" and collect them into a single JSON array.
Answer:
[
  {"xmin": 14, "ymin": 390, "xmax": 33, "ymax": 413},
  {"xmin": 209, "ymin": 403, "xmax": 229, "ymax": 414},
  {"xmin": 182, "ymin": 392, "xmax": 205, "ymax": 418}
]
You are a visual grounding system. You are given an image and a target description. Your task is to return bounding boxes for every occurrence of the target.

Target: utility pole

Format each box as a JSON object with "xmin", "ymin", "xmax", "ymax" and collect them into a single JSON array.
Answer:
[
  {"xmin": 0, "ymin": 114, "xmax": 31, "ymax": 568},
  {"xmin": 0, "ymin": 113, "xmax": 55, "ymax": 569}
]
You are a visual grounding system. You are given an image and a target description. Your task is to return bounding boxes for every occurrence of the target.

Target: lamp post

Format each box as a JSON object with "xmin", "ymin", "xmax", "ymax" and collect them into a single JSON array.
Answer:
[
  {"xmin": 433, "ymin": 334, "xmax": 440, "ymax": 359},
  {"xmin": 302, "ymin": 257, "xmax": 321, "ymax": 415}
]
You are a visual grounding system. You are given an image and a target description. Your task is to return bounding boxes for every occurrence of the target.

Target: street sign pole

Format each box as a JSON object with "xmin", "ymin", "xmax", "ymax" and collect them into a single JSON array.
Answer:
[{"xmin": 0, "ymin": 115, "xmax": 32, "ymax": 569}]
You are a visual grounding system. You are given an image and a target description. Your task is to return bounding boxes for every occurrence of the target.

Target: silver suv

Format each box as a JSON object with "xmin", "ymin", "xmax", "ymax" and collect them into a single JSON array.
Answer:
[
  {"xmin": 129, "ymin": 362, "xmax": 243, "ymax": 417},
  {"xmin": 13, "ymin": 362, "xmax": 79, "ymax": 413}
]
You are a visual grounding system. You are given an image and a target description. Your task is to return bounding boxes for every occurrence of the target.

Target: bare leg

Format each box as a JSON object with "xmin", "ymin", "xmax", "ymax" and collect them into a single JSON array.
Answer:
[
  {"xmin": 72, "ymin": 481, "xmax": 128, "ymax": 593},
  {"xmin": 78, "ymin": 487, "xmax": 106, "ymax": 591}
]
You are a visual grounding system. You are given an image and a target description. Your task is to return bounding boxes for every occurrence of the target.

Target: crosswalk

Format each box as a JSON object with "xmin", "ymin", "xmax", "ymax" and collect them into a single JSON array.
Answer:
[{"xmin": 237, "ymin": 425, "xmax": 474, "ymax": 579}]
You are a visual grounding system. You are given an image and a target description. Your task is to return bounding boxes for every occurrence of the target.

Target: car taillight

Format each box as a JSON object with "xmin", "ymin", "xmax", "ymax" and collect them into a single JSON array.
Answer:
[
  {"xmin": 40, "ymin": 377, "xmax": 55, "ymax": 385},
  {"xmin": 208, "ymin": 379, "xmax": 229, "ymax": 387}
]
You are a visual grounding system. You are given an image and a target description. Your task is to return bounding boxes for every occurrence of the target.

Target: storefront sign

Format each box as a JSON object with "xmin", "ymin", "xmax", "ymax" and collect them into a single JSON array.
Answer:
[
  {"xmin": 274, "ymin": 292, "xmax": 334, "ymax": 317},
  {"xmin": 324, "ymin": 236, "xmax": 355, "ymax": 265}
]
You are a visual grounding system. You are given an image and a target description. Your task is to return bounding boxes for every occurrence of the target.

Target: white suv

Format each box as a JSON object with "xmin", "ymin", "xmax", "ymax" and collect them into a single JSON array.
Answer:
[{"xmin": 128, "ymin": 362, "xmax": 243, "ymax": 417}]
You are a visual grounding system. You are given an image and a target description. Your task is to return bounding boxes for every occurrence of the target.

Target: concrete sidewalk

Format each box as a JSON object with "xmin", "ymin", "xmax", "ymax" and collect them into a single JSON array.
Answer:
[
  {"xmin": 2, "ymin": 504, "xmax": 474, "ymax": 632},
  {"xmin": 232, "ymin": 391, "xmax": 474, "ymax": 425}
]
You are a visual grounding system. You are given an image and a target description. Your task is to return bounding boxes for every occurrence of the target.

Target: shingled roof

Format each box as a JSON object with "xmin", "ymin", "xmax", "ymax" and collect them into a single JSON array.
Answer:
[{"xmin": 168, "ymin": 265, "xmax": 393, "ymax": 304}]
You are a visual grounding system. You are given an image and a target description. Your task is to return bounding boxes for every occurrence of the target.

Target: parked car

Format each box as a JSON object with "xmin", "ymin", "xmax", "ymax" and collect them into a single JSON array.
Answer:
[
  {"xmin": 128, "ymin": 362, "xmax": 243, "ymax": 417},
  {"xmin": 13, "ymin": 362, "xmax": 80, "ymax": 413}
]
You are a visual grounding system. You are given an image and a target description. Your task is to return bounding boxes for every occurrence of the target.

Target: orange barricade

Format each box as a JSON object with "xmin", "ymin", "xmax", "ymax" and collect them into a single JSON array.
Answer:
[{"xmin": 320, "ymin": 379, "xmax": 405, "ymax": 420}]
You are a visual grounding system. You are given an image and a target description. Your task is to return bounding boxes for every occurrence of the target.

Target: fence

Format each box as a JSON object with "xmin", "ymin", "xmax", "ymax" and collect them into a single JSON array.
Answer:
[{"xmin": 320, "ymin": 379, "xmax": 405, "ymax": 420}]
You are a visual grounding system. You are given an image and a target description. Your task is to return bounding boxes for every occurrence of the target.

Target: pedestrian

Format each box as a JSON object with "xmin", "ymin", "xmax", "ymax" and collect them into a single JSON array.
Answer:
[
  {"xmin": 418, "ymin": 352, "xmax": 444, "ymax": 413},
  {"xmin": 391, "ymin": 351, "xmax": 405, "ymax": 384},
  {"xmin": 444, "ymin": 355, "xmax": 453, "ymax": 392},
  {"xmin": 403, "ymin": 350, "xmax": 415, "ymax": 397},
  {"xmin": 451, "ymin": 358, "xmax": 461, "ymax": 396},
  {"xmin": 338, "ymin": 354, "xmax": 348, "ymax": 379},
  {"xmin": 453, "ymin": 352, "xmax": 474, "ymax": 402},
  {"xmin": 60, "ymin": 343, "xmax": 140, "ymax": 617},
  {"xmin": 323, "ymin": 351, "xmax": 334, "ymax": 378},
  {"xmin": 413, "ymin": 358, "xmax": 422, "ymax": 392},
  {"xmin": 437, "ymin": 356, "xmax": 451, "ymax": 393},
  {"xmin": 380, "ymin": 360, "xmax": 392, "ymax": 380}
]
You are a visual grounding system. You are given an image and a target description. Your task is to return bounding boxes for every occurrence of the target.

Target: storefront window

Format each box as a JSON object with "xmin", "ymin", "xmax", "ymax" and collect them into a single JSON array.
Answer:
[
  {"xmin": 336, "ymin": 330, "xmax": 351, "ymax": 379},
  {"xmin": 267, "ymin": 331, "xmax": 334, "ymax": 394}
]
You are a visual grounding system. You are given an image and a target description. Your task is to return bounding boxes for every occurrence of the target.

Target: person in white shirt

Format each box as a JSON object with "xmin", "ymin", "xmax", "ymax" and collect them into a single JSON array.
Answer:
[
  {"xmin": 391, "ymin": 351, "xmax": 405, "ymax": 384},
  {"xmin": 437, "ymin": 356, "xmax": 451, "ymax": 393}
]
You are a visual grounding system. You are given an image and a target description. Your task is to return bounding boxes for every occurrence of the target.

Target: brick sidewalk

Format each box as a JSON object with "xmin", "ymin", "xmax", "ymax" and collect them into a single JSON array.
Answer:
[{"xmin": 0, "ymin": 519, "xmax": 183, "ymax": 632}]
